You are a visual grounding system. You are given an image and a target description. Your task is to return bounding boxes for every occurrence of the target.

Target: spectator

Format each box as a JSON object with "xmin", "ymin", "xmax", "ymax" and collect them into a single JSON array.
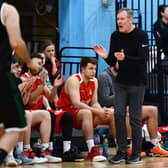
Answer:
[
  {"xmin": 41, "ymin": 40, "xmax": 61, "ymax": 84},
  {"xmin": 153, "ymin": 5, "xmax": 168, "ymax": 57}
]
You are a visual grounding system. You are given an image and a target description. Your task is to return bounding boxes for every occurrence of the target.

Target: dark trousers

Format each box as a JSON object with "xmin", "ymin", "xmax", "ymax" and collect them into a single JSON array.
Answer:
[
  {"xmin": 49, "ymin": 112, "xmax": 73, "ymax": 141},
  {"xmin": 114, "ymin": 83, "xmax": 145, "ymax": 155}
]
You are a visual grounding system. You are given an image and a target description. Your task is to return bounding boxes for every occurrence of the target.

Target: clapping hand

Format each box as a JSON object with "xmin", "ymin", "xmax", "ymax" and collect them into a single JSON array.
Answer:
[
  {"xmin": 93, "ymin": 45, "xmax": 108, "ymax": 59},
  {"xmin": 114, "ymin": 49, "xmax": 125, "ymax": 61},
  {"xmin": 53, "ymin": 75, "xmax": 64, "ymax": 88}
]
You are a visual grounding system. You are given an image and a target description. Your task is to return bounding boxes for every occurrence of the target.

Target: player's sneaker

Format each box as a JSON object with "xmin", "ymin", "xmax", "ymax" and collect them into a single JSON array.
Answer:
[
  {"xmin": 15, "ymin": 158, "xmax": 22, "ymax": 165},
  {"xmin": 16, "ymin": 151, "xmax": 33, "ymax": 165},
  {"xmin": 149, "ymin": 143, "xmax": 168, "ymax": 156},
  {"xmin": 22, "ymin": 148, "xmax": 47, "ymax": 164},
  {"xmin": 32, "ymin": 157, "xmax": 48, "ymax": 164},
  {"xmin": 127, "ymin": 147, "xmax": 146, "ymax": 157},
  {"xmin": 4, "ymin": 154, "xmax": 18, "ymax": 166},
  {"xmin": 62, "ymin": 146, "xmax": 84, "ymax": 162},
  {"xmin": 40, "ymin": 149, "xmax": 62, "ymax": 163},
  {"xmin": 87, "ymin": 146, "xmax": 107, "ymax": 162},
  {"xmin": 109, "ymin": 150, "xmax": 127, "ymax": 164},
  {"xmin": 22, "ymin": 148, "xmax": 36, "ymax": 159},
  {"xmin": 126, "ymin": 154, "xmax": 142, "ymax": 164}
]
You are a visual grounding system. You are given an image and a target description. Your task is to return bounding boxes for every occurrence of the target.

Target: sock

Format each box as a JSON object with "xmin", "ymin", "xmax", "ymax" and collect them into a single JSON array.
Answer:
[
  {"xmin": 23, "ymin": 144, "xmax": 31, "ymax": 151},
  {"xmin": 41, "ymin": 143, "xmax": 49, "ymax": 151},
  {"xmin": 151, "ymin": 137, "xmax": 160, "ymax": 146},
  {"xmin": 0, "ymin": 148, "xmax": 8, "ymax": 164},
  {"xmin": 114, "ymin": 138, "xmax": 118, "ymax": 149},
  {"xmin": 127, "ymin": 138, "xmax": 132, "ymax": 148},
  {"xmin": 63, "ymin": 141, "xmax": 71, "ymax": 153},
  {"xmin": 8, "ymin": 149, "xmax": 14, "ymax": 156},
  {"xmin": 49, "ymin": 142, "xmax": 53, "ymax": 151},
  {"xmin": 15, "ymin": 142, "xmax": 23, "ymax": 154},
  {"xmin": 86, "ymin": 139, "xmax": 94, "ymax": 152}
]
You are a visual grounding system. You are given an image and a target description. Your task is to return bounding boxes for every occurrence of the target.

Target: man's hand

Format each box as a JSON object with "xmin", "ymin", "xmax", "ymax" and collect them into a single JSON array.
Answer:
[
  {"xmin": 50, "ymin": 56, "xmax": 56, "ymax": 64},
  {"xmin": 94, "ymin": 108, "xmax": 112, "ymax": 125},
  {"xmin": 39, "ymin": 71, "xmax": 46, "ymax": 86},
  {"xmin": 114, "ymin": 49, "xmax": 125, "ymax": 61},
  {"xmin": 93, "ymin": 45, "xmax": 108, "ymax": 59},
  {"xmin": 53, "ymin": 75, "xmax": 64, "ymax": 88},
  {"xmin": 103, "ymin": 107, "xmax": 112, "ymax": 119}
]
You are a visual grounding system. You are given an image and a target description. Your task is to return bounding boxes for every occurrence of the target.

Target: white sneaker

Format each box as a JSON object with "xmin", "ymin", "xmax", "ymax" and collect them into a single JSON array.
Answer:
[
  {"xmin": 32, "ymin": 156, "xmax": 48, "ymax": 164},
  {"xmin": 44, "ymin": 155, "xmax": 62, "ymax": 163},
  {"xmin": 15, "ymin": 158, "xmax": 22, "ymax": 165},
  {"xmin": 92, "ymin": 155, "xmax": 107, "ymax": 162},
  {"xmin": 87, "ymin": 146, "xmax": 107, "ymax": 162},
  {"xmin": 4, "ymin": 154, "xmax": 18, "ymax": 166}
]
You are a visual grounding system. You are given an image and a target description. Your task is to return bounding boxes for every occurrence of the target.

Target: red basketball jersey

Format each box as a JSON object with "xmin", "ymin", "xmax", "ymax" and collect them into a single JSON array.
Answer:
[
  {"xmin": 21, "ymin": 73, "xmax": 44, "ymax": 110},
  {"xmin": 56, "ymin": 73, "xmax": 96, "ymax": 109}
]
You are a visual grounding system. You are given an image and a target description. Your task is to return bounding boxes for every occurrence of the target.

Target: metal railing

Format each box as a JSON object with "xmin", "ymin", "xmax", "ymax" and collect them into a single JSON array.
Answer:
[{"xmin": 59, "ymin": 47, "xmax": 98, "ymax": 79}]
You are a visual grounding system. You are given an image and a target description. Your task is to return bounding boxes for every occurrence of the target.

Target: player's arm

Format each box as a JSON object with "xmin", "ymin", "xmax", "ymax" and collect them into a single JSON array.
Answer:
[
  {"xmin": 90, "ymin": 79, "xmax": 106, "ymax": 118},
  {"xmin": 67, "ymin": 76, "xmax": 103, "ymax": 115},
  {"xmin": 90, "ymin": 78, "xmax": 102, "ymax": 109},
  {"xmin": 3, "ymin": 3, "xmax": 37, "ymax": 73}
]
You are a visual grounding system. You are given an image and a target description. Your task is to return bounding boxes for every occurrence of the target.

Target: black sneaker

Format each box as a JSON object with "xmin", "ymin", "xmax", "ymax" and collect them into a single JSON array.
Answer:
[
  {"xmin": 109, "ymin": 151, "xmax": 127, "ymax": 164},
  {"xmin": 126, "ymin": 154, "xmax": 142, "ymax": 164},
  {"xmin": 62, "ymin": 146, "xmax": 84, "ymax": 162}
]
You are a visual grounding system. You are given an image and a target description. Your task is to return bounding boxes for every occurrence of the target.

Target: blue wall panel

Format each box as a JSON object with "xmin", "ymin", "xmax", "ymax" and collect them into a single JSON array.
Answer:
[{"xmin": 59, "ymin": 0, "xmax": 116, "ymax": 75}]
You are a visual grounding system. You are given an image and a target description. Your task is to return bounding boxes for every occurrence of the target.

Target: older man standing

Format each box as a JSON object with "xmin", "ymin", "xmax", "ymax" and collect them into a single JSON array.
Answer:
[{"xmin": 94, "ymin": 8, "xmax": 148, "ymax": 164}]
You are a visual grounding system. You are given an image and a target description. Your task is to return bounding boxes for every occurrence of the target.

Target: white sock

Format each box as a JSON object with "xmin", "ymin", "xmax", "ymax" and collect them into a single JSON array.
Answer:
[
  {"xmin": 49, "ymin": 142, "xmax": 53, "ymax": 151},
  {"xmin": 41, "ymin": 143, "xmax": 49, "ymax": 151},
  {"xmin": 63, "ymin": 141, "xmax": 71, "ymax": 153},
  {"xmin": 23, "ymin": 144, "xmax": 31, "ymax": 151},
  {"xmin": 15, "ymin": 142, "xmax": 23, "ymax": 154},
  {"xmin": 8, "ymin": 149, "xmax": 14, "ymax": 156},
  {"xmin": 151, "ymin": 138, "xmax": 160, "ymax": 146},
  {"xmin": 114, "ymin": 138, "xmax": 117, "ymax": 145},
  {"xmin": 86, "ymin": 139, "xmax": 94, "ymax": 152}
]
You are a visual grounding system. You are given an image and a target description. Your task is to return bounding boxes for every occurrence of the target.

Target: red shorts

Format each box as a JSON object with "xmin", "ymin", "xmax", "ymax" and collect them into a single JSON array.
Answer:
[{"xmin": 60, "ymin": 107, "xmax": 111, "ymax": 130}]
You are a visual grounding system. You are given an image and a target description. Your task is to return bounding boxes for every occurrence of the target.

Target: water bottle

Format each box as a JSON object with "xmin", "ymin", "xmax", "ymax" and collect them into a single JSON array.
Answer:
[{"xmin": 102, "ymin": 134, "xmax": 108, "ymax": 157}]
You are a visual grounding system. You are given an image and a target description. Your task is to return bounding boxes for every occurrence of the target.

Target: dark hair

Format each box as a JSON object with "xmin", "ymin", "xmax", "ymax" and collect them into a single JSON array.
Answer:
[
  {"xmin": 158, "ymin": 5, "xmax": 168, "ymax": 20},
  {"xmin": 11, "ymin": 54, "xmax": 24, "ymax": 66},
  {"xmin": 41, "ymin": 40, "xmax": 55, "ymax": 51},
  {"xmin": 80, "ymin": 57, "xmax": 98, "ymax": 72},
  {"xmin": 117, "ymin": 8, "xmax": 133, "ymax": 18},
  {"xmin": 31, "ymin": 52, "xmax": 43, "ymax": 62}
]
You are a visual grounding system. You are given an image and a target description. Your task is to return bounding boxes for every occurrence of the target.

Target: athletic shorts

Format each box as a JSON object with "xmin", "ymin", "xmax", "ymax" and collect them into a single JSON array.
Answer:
[
  {"xmin": 58, "ymin": 107, "xmax": 98, "ymax": 130},
  {"xmin": 0, "ymin": 72, "xmax": 27, "ymax": 132}
]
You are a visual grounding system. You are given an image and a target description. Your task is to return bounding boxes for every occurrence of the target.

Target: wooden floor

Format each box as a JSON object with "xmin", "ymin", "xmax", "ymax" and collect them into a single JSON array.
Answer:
[{"xmin": 2, "ymin": 148, "xmax": 168, "ymax": 168}]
